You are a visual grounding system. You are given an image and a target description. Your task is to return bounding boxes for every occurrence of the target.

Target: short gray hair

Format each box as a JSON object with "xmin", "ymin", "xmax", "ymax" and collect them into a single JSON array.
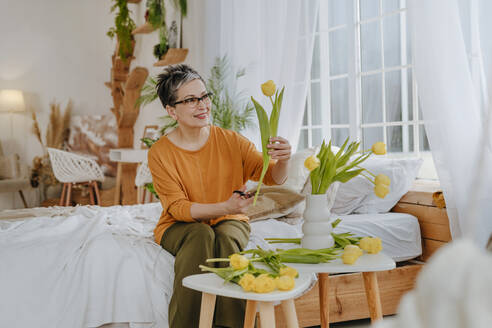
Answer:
[{"xmin": 156, "ymin": 64, "xmax": 206, "ymax": 107}]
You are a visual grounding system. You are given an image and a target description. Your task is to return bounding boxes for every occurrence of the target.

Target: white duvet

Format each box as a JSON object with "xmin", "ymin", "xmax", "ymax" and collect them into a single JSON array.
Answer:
[
  {"xmin": 0, "ymin": 203, "xmax": 421, "ymax": 328},
  {"xmin": 0, "ymin": 204, "xmax": 173, "ymax": 328}
]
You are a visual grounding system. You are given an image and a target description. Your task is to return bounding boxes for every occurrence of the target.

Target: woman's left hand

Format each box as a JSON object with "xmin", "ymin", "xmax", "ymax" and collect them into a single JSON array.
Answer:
[{"xmin": 267, "ymin": 136, "xmax": 291, "ymax": 163}]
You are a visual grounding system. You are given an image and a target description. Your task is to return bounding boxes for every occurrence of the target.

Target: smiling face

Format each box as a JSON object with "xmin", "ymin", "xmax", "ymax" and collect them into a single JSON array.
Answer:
[{"xmin": 166, "ymin": 79, "xmax": 211, "ymax": 129}]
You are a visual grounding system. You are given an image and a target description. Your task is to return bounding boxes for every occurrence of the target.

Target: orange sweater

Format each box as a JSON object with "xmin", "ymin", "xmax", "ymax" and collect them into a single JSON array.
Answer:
[{"xmin": 148, "ymin": 125, "xmax": 277, "ymax": 244}]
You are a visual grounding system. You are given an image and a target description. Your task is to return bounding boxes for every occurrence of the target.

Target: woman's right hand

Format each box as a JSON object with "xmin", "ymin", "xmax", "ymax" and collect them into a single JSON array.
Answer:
[{"xmin": 222, "ymin": 186, "xmax": 254, "ymax": 214}]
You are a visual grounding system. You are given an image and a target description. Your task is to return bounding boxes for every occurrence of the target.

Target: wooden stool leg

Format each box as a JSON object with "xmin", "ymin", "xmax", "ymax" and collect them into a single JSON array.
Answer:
[
  {"xmin": 88, "ymin": 183, "xmax": 95, "ymax": 205},
  {"xmin": 93, "ymin": 181, "xmax": 101, "ymax": 205},
  {"xmin": 18, "ymin": 190, "xmax": 28, "ymax": 208},
  {"xmin": 59, "ymin": 183, "xmax": 67, "ymax": 206},
  {"xmin": 318, "ymin": 273, "xmax": 330, "ymax": 328},
  {"xmin": 199, "ymin": 292, "xmax": 216, "ymax": 328},
  {"xmin": 258, "ymin": 301, "xmax": 275, "ymax": 328},
  {"xmin": 114, "ymin": 162, "xmax": 122, "ymax": 205},
  {"xmin": 362, "ymin": 271, "xmax": 383, "ymax": 323},
  {"xmin": 142, "ymin": 188, "xmax": 147, "ymax": 204},
  {"xmin": 281, "ymin": 299, "xmax": 299, "ymax": 328},
  {"xmin": 65, "ymin": 183, "xmax": 72, "ymax": 206},
  {"xmin": 244, "ymin": 300, "xmax": 257, "ymax": 328}
]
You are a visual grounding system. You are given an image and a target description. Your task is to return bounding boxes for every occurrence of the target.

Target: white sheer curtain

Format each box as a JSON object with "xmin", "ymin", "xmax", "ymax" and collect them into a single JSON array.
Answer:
[
  {"xmin": 409, "ymin": 0, "xmax": 492, "ymax": 247},
  {"xmin": 186, "ymin": 0, "xmax": 319, "ymax": 149}
]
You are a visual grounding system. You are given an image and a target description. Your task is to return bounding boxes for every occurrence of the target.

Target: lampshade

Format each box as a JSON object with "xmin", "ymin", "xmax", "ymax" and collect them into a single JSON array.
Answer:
[{"xmin": 0, "ymin": 89, "xmax": 25, "ymax": 112}]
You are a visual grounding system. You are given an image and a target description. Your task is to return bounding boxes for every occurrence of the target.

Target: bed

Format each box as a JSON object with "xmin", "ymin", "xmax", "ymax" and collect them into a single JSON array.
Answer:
[{"xmin": 0, "ymin": 191, "xmax": 447, "ymax": 328}]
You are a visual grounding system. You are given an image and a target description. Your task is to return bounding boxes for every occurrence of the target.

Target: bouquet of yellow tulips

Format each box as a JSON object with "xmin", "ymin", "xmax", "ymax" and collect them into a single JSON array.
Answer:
[
  {"xmin": 199, "ymin": 251, "xmax": 301, "ymax": 293},
  {"xmin": 304, "ymin": 138, "xmax": 391, "ymax": 198}
]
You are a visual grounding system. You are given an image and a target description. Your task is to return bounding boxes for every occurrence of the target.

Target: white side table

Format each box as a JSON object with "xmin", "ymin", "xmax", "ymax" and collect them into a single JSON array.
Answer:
[
  {"xmin": 289, "ymin": 252, "xmax": 395, "ymax": 327},
  {"xmin": 109, "ymin": 148, "xmax": 148, "ymax": 205},
  {"xmin": 183, "ymin": 272, "xmax": 314, "ymax": 328}
]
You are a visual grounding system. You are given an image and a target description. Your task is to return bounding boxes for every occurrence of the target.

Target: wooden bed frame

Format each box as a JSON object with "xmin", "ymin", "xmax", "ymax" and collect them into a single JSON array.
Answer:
[{"xmin": 274, "ymin": 180, "xmax": 451, "ymax": 327}]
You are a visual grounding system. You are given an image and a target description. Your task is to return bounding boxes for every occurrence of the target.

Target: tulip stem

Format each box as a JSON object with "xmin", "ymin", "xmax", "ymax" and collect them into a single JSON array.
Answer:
[
  {"xmin": 357, "ymin": 165, "xmax": 376, "ymax": 177},
  {"xmin": 359, "ymin": 171, "xmax": 375, "ymax": 184},
  {"xmin": 206, "ymin": 258, "xmax": 230, "ymax": 263}
]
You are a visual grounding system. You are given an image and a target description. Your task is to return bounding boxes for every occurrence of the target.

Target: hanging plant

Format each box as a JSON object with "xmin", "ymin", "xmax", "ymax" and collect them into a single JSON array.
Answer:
[{"xmin": 107, "ymin": 0, "xmax": 136, "ymax": 62}]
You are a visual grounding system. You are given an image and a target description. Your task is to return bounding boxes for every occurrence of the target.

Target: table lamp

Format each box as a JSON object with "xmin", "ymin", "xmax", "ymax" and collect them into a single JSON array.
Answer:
[{"xmin": 0, "ymin": 89, "xmax": 26, "ymax": 139}]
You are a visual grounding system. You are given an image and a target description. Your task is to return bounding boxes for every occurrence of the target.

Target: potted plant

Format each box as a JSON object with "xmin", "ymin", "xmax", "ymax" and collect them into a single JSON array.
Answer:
[
  {"xmin": 107, "ymin": 0, "xmax": 137, "ymax": 62},
  {"xmin": 145, "ymin": 0, "xmax": 188, "ymax": 64}
]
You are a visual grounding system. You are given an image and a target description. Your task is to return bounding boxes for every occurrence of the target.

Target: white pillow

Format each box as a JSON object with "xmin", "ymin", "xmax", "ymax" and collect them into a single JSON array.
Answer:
[
  {"xmin": 345, "ymin": 157, "xmax": 423, "ymax": 214},
  {"xmin": 303, "ymin": 157, "xmax": 423, "ymax": 214}
]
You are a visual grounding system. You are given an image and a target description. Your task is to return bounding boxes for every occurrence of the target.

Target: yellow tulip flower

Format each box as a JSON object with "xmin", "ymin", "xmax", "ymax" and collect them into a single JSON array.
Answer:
[
  {"xmin": 374, "ymin": 183, "xmax": 390, "ymax": 198},
  {"xmin": 261, "ymin": 80, "xmax": 276, "ymax": 97},
  {"xmin": 229, "ymin": 254, "xmax": 249, "ymax": 270},
  {"xmin": 371, "ymin": 142, "xmax": 387, "ymax": 155},
  {"xmin": 304, "ymin": 155, "xmax": 320, "ymax": 171},
  {"xmin": 239, "ymin": 273, "xmax": 255, "ymax": 292},
  {"xmin": 276, "ymin": 275, "xmax": 296, "ymax": 291},
  {"xmin": 341, "ymin": 245, "xmax": 363, "ymax": 265},
  {"xmin": 253, "ymin": 274, "xmax": 276, "ymax": 293},
  {"xmin": 374, "ymin": 173, "xmax": 391, "ymax": 186},
  {"xmin": 279, "ymin": 266, "xmax": 299, "ymax": 278},
  {"xmin": 359, "ymin": 237, "xmax": 383, "ymax": 254}
]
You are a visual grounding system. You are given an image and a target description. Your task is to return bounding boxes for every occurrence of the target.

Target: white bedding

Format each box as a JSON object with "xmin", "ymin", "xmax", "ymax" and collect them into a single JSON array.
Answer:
[{"xmin": 0, "ymin": 203, "xmax": 421, "ymax": 328}]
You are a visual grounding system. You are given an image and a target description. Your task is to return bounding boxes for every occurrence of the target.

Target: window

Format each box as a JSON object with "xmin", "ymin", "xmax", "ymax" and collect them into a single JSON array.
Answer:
[{"xmin": 299, "ymin": 0, "xmax": 437, "ymax": 179}]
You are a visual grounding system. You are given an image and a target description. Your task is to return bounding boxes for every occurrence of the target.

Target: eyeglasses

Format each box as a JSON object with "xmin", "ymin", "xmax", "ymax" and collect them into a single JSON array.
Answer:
[{"xmin": 173, "ymin": 92, "xmax": 213, "ymax": 107}]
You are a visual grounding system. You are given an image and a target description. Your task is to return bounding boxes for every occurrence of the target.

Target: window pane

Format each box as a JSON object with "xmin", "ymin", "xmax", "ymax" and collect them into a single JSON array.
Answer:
[
  {"xmin": 362, "ymin": 127, "xmax": 384, "ymax": 150},
  {"xmin": 328, "ymin": 0, "xmax": 348, "ymax": 27},
  {"xmin": 331, "ymin": 128, "xmax": 349, "ymax": 147},
  {"xmin": 362, "ymin": 73, "xmax": 383, "ymax": 123},
  {"xmin": 331, "ymin": 78, "xmax": 349, "ymax": 124},
  {"xmin": 387, "ymin": 126, "xmax": 403, "ymax": 152},
  {"xmin": 408, "ymin": 125, "xmax": 414, "ymax": 152},
  {"xmin": 418, "ymin": 97, "xmax": 423, "ymax": 121},
  {"xmin": 360, "ymin": 0, "xmax": 379, "ymax": 20},
  {"xmin": 405, "ymin": 12, "xmax": 412, "ymax": 65},
  {"xmin": 383, "ymin": 0, "xmax": 400, "ymax": 13},
  {"xmin": 329, "ymin": 28, "xmax": 349, "ymax": 76},
  {"xmin": 302, "ymin": 100, "xmax": 308, "ymax": 125},
  {"xmin": 311, "ymin": 82, "xmax": 322, "ymax": 124},
  {"xmin": 383, "ymin": 14, "xmax": 401, "ymax": 68},
  {"xmin": 385, "ymin": 70, "xmax": 402, "ymax": 122},
  {"xmin": 408, "ymin": 69, "xmax": 413, "ymax": 120},
  {"xmin": 298, "ymin": 129, "xmax": 308, "ymax": 151},
  {"xmin": 361, "ymin": 21, "xmax": 382, "ymax": 72},
  {"xmin": 311, "ymin": 35, "xmax": 320, "ymax": 80},
  {"xmin": 420, "ymin": 124, "xmax": 430, "ymax": 151},
  {"xmin": 313, "ymin": 128, "xmax": 323, "ymax": 147}
]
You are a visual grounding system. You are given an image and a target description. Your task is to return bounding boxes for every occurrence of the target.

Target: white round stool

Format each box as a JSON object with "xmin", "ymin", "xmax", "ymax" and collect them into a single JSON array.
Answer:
[{"xmin": 183, "ymin": 272, "xmax": 313, "ymax": 328}]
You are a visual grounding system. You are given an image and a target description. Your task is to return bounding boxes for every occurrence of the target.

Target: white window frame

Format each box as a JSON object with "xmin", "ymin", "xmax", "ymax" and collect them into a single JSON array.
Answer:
[{"xmin": 300, "ymin": 0, "xmax": 437, "ymax": 178}]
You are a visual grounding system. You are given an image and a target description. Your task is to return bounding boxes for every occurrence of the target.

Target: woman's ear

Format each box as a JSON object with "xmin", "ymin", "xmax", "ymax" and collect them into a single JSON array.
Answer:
[{"xmin": 166, "ymin": 105, "xmax": 177, "ymax": 120}]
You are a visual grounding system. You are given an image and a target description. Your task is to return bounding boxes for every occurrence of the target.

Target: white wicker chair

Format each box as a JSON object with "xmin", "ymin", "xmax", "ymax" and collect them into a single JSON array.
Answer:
[
  {"xmin": 135, "ymin": 161, "xmax": 154, "ymax": 204},
  {"xmin": 47, "ymin": 147, "xmax": 105, "ymax": 206}
]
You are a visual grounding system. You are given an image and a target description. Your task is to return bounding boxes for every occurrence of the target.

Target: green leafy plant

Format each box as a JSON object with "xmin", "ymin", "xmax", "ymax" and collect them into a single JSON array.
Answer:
[
  {"xmin": 107, "ymin": 0, "xmax": 136, "ymax": 62},
  {"xmin": 208, "ymin": 56, "xmax": 256, "ymax": 132}
]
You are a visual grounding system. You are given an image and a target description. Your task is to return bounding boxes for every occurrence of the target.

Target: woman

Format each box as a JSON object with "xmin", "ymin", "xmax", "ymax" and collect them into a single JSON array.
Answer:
[{"xmin": 148, "ymin": 64, "xmax": 291, "ymax": 328}]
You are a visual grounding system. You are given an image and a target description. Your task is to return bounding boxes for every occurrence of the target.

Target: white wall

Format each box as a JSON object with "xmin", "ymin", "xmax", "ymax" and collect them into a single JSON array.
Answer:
[{"xmin": 0, "ymin": 0, "xmax": 192, "ymax": 210}]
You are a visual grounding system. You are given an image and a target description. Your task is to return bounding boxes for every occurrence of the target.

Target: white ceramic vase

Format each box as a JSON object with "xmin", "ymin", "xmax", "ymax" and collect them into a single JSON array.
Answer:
[{"xmin": 301, "ymin": 182, "xmax": 340, "ymax": 249}]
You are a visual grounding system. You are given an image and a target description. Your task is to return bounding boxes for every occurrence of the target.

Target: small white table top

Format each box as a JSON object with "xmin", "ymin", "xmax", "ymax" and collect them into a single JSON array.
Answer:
[
  {"xmin": 109, "ymin": 148, "xmax": 148, "ymax": 163},
  {"xmin": 182, "ymin": 272, "xmax": 314, "ymax": 302},
  {"xmin": 288, "ymin": 252, "xmax": 395, "ymax": 274}
]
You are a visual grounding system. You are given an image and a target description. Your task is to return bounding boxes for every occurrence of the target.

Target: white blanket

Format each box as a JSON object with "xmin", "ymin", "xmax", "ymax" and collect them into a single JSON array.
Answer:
[
  {"xmin": 0, "ymin": 204, "xmax": 174, "ymax": 328},
  {"xmin": 375, "ymin": 239, "xmax": 492, "ymax": 328}
]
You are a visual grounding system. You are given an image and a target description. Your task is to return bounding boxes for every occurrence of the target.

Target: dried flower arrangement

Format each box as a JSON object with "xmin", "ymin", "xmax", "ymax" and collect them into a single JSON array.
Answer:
[{"xmin": 30, "ymin": 100, "xmax": 72, "ymax": 191}]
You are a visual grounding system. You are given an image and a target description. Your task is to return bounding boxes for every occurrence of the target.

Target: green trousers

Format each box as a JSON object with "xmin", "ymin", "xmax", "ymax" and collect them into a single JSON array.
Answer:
[{"xmin": 161, "ymin": 219, "xmax": 251, "ymax": 328}]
